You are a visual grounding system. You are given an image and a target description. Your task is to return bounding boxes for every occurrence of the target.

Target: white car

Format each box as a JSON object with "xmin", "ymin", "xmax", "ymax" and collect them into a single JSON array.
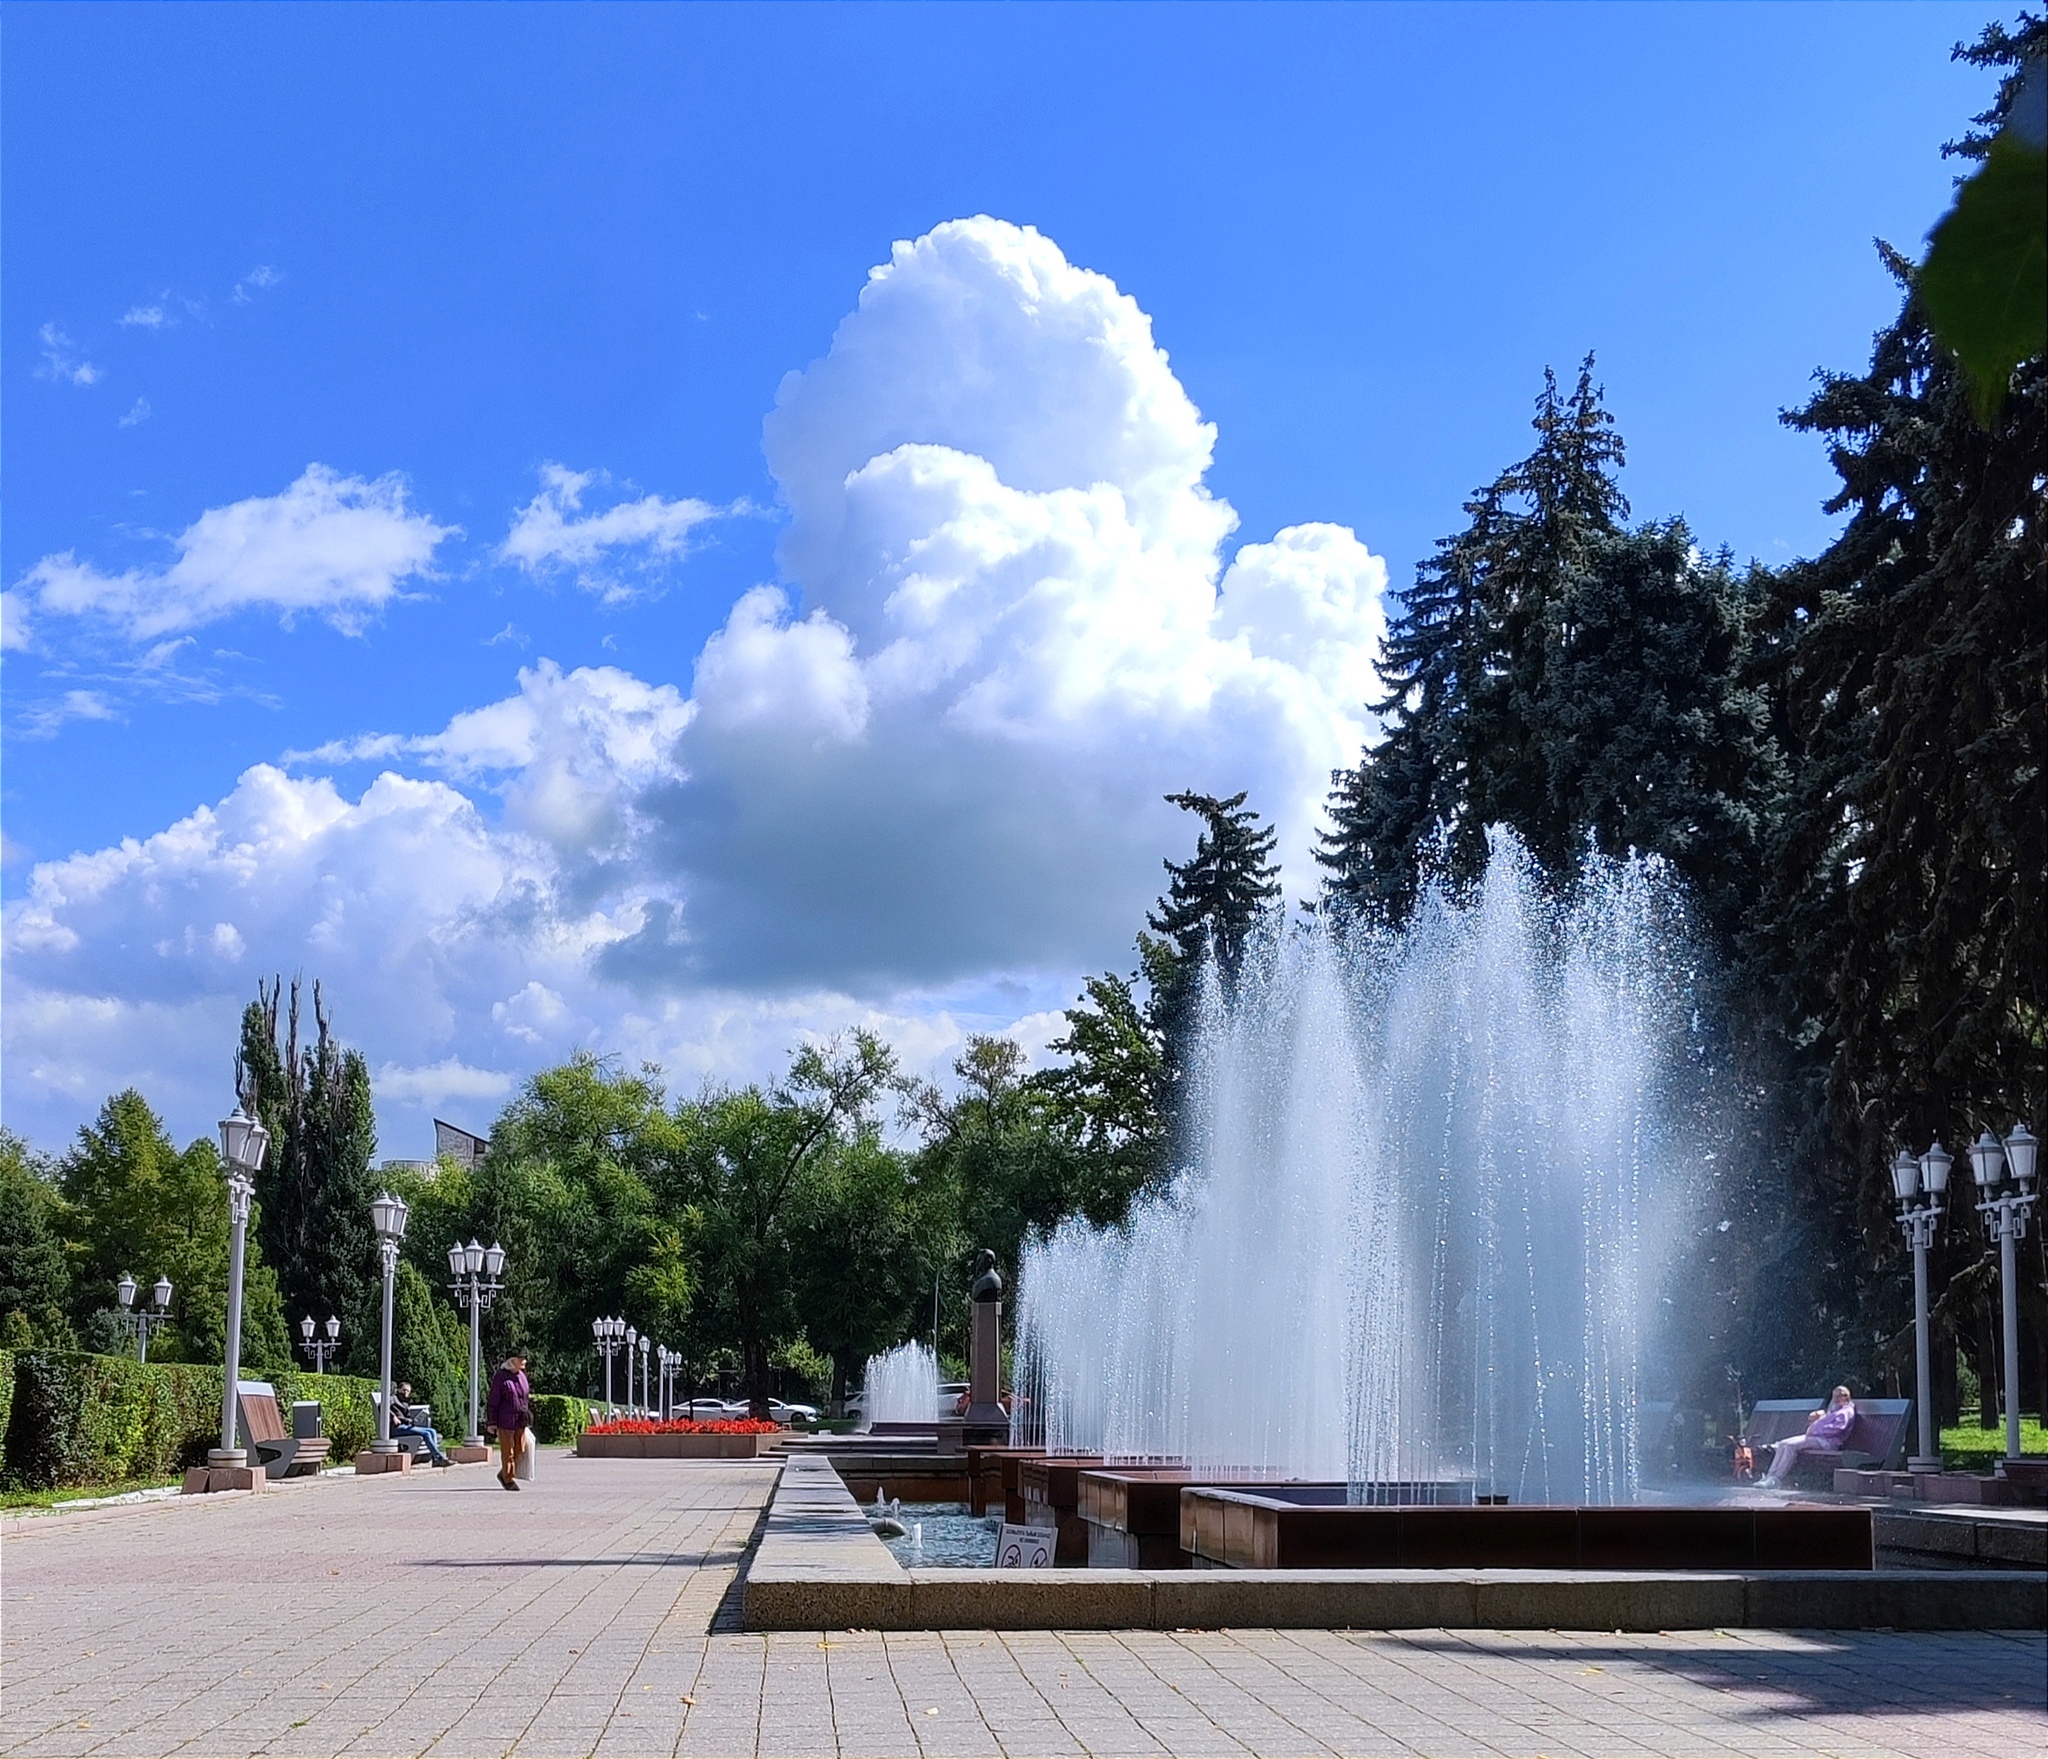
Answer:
[
  {"xmin": 767, "ymin": 1399, "xmax": 819, "ymax": 1425},
  {"xmin": 682, "ymin": 1398, "xmax": 731, "ymax": 1421}
]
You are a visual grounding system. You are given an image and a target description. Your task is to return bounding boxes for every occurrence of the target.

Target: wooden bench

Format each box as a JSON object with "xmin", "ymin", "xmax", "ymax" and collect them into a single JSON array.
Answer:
[
  {"xmin": 1744, "ymin": 1397, "xmax": 1912, "ymax": 1482},
  {"xmin": 236, "ymin": 1381, "xmax": 331, "ymax": 1479}
]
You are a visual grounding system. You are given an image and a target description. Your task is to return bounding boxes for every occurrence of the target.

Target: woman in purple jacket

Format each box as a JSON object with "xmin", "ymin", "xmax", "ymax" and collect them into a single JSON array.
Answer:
[
  {"xmin": 487, "ymin": 1350, "xmax": 532, "ymax": 1491},
  {"xmin": 1762, "ymin": 1385, "xmax": 1856, "ymax": 1484}
]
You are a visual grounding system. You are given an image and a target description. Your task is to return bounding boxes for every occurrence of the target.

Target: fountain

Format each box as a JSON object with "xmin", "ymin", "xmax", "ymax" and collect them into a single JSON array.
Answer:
[
  {"xmin": 859, "ymin": 1339, "xmax": 941, "ymax": 1434},
  {"xmin": 1018, "ymin": 834, "xmax": 1705, "ymax": 1509}
]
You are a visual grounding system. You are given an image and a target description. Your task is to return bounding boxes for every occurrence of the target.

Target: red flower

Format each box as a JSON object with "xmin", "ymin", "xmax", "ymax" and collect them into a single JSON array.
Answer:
[{"xmin": 584, "ymin": 1417, "xmax": 779, "ymax": 1435}]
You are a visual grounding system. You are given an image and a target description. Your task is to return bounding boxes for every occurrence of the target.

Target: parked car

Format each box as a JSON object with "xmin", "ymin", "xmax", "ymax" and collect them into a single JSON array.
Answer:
[
  {"xmin": 767, "ymin": 1399, "xmax": 819, "ymax": 1425},
  {"xmin": 683, "ymin": 1398, "xmax": 731, "ymax": 1421}
]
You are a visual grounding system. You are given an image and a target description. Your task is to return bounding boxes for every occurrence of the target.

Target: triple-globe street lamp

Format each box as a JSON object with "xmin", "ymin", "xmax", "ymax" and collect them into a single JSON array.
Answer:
[
  {"xmin": 447, "ymin": 1238, "xmax": 507, "ymax": 1450},
  {"xmin": 1894, "ymin": 1122, "xmax": 2038, "ymax": 1469},
  {"xmin": 115, "ymin": 1273, "xmax": 174, "ymax": 1364},
  {"xmin": 593, "ymin": 1316, "xmax": 628, "ymax": 1415}
]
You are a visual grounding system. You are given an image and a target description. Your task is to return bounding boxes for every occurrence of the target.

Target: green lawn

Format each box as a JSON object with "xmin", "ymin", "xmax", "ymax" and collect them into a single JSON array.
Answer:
[
  {"xmin": 2, "ymin": 1474, "xmax": 184, "ymax": 1511},
  {"xmin": 1942, "ymin": 1415, "xmax": 2048, "ymax": 1468}
]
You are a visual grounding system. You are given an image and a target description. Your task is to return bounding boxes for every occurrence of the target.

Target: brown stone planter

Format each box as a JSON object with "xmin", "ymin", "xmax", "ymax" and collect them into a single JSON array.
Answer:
[{"xmin": 575, "ymin": 1431, "xmax": 777, "ymax": 1458}]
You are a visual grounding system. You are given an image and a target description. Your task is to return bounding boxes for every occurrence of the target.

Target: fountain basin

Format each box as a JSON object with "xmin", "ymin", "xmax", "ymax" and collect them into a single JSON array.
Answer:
[
  {"xmin": 966, "ymin": 1445, "xmax": 1044, "ymax": 1518},
  {"xmin": 1181, "ymin": 1491, "xmax": 1874, "ymax": 1571}
]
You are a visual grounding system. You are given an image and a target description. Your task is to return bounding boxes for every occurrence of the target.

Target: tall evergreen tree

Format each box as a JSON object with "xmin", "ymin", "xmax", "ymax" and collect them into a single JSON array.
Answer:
[
  {"xmin": 238, "ymin": 979, "xmax": 381, "ymax": 1372},
  {"xmin": 1146, "ymin": 790, "xmax": 1281, "ymax": 1112},
  {"xmin": 1323, "ymin": 360, "xmax": 1630, "ymax": 914},
  {"xmin": 0, "ymin": 1132, "xmax": 74, "ymax": 1349},
  {"xmin": 1323, "ymin": 359, "xmax": 1775, "ymax": 940}
]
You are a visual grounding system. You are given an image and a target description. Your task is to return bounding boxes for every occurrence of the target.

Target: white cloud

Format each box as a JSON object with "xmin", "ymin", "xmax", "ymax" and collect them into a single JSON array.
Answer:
[
  {"xmin": 373, "ymin": 1058, "xmax": 518, "ymax": 1108},
  {"xmin": 119, "ymin": 398, "xmax": 152, "ymax": 428},
  {"xmin": 36, "ymin": 323, "xmax": 101, "ymax": 387},
  {"xmin": 232, "ymin": 265, "xmax": 281, "ymax": 304},
  {"xmin": 498, "ymin": 464, "xmax": 725, "ymax": 600},
  {"xmin": 1, "ymin": 590, "xmax": 33, "ymax": 652},
  {"xmin": 4, "ymin": 217, "xmax": 1390, "ymax": 1153},
  {"xmin": 17, "ymin": 689, "xmax": 120, "ymax": 738},
  {"xmin": 119, "ymin": 304, "xmax": 170, "ymax": 330},
  {"xmin": 10, "ymin": 465, "xmax": 455, "ymax": 642}
]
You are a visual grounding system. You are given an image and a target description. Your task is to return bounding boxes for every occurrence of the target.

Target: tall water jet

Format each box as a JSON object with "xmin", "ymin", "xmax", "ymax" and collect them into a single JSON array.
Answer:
[
  {"xmin": 859, "ymin": 1339, "xmax": 941, "ymax": 1431},
  {"xmin": 1017, "ymin": 835, "xmax": 1703, "ymax": 1504}
]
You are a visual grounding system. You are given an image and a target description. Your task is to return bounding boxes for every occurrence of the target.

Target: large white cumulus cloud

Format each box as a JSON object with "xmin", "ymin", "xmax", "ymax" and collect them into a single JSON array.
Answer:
[{"xmin": 4, "ymin": 218, "xmax": 1387, "ymax": 1151}]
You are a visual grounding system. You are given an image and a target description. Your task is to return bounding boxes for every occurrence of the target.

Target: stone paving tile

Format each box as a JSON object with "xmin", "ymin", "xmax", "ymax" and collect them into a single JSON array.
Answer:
[{"xmin": 8, "ymin": 1458, "xmax": 2048, "ymax": 1757}]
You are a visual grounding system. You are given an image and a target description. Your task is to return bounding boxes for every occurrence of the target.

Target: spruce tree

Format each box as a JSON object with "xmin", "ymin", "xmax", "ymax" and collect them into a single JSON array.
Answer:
[
  {"xmin": 1322, "ymin": 360, "xmax": 1630, "ymax": 915},
  {"xmin": 239, "ymin": 979, "xmax": 382, "ymax": 1372}
]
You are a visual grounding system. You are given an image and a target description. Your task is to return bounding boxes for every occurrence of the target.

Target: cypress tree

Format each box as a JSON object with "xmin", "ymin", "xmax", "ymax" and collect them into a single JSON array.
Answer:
[{"xmin": 239, "ymin": 979, "xmax": 382, "ymax": 1372}]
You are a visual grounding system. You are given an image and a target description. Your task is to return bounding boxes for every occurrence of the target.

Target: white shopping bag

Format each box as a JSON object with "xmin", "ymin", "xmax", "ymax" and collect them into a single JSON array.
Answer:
[{"xmin": 516, "ymin": 1426, "xmax": 536, "ymax": 1481}]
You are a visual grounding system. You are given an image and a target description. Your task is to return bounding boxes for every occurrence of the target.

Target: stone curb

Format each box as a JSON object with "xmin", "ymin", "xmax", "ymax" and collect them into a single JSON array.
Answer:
[{"xmin": 740, "ymin": 1459, "xmax": 2048, "ymax": 1632}]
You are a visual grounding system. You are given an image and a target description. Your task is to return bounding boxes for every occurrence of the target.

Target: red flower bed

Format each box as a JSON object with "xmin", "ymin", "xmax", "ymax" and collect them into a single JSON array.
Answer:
[{"xmin": 583, "ymin": 1416, "xmax": 779, "ymax": 1436}]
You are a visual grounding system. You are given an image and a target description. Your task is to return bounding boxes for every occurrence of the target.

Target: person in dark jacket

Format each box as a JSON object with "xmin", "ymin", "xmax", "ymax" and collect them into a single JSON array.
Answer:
[{"xmin": 486, "ymin": 1351, "xmax": 532, "ymax": 1491}]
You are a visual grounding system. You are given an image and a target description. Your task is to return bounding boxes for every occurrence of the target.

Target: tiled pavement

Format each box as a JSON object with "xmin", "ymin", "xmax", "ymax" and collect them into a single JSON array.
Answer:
[{"xmin": 2, "ymin": 1454, "xmax": 2043, "ymax": 1758}]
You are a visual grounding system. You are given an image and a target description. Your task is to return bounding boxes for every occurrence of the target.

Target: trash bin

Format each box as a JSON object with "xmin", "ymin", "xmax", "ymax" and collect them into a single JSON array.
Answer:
[{"xmin": 292, "ymin": 1400, "xmax": 324, "ymax": 1441}]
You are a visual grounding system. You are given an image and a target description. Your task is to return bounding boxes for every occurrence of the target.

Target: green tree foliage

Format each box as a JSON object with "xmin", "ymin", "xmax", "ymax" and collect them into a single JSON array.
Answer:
[
  {"xmin": 55, "ymin": 1091, "xmax": 292, "ymax": 1374},
  {"xmin": 670, "ymin": 1031, "xmax": 902, "ymax": 1415},
  {"xmin": 405, "ymin": 1054, "xmax": 679, "ymax": 1396},
  {"xmin": 1321, "ymin": 362, "xmax": 1778, "ymax": 942},
  {"xmin": 389, "ymin": 1259, "xmax": 467, "ymax": 1429},
  {"xmin": 1920, "ymin": 23, "xmax": 2047, "ymax": 422},
  {"xmin": 239, "ymin": 979, "xmax": 380, "ymax": 1370},
  {"xmin": 0, "ymin": 1133, "xmax": 74, "ymax": 1348},
  {"xmin": 1744, "ymin": 207, "xmax": 2045, "ymax": 1406}
]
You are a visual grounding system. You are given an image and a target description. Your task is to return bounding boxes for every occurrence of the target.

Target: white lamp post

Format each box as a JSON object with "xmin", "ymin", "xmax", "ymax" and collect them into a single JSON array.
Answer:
[
  {"xmin": 448, "ymin": 1237, "xmax": 506, "ymax": 1449},
  {"xmin": 115, "ymin": 1272, "xmax": 174, "ymax": 1364},
  {"xmin": 1969, "ymin": 1123, "xmax": 2038, "ymax": 1465},
  {"xmin": 638, "ymin": 1334, "xmax": 651, "ymax": 1417},
  {"xmin": 297, "ymin": 1314, "xmax": 342, "ymax": 1374},
  {"xmin": 1893, "ymin": 1143, "xmax": 1949, "ymax": 1472},
  {"xmin": 370, "ymin": 1192, "xmax": 410, "ymax": 1454},
  {"xmin": 594, "ymin": 1316, "xmax": 625, "ymax": 1415},
  {"xmin": 625, "ymin": 1326, "xmax": 639, "ymax": 1413},
  {"xmin": 212, "ymin": 1104, "xmax": 268, "ymax": 1471}
]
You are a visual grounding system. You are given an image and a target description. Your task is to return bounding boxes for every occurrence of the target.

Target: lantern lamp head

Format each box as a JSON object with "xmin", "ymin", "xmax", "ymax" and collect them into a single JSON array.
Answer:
[
  {"xmin": 370, "ymin": 1191, "xmax": 410, "ymax": 1243},
  {"xmin": 464, "ymin": 1238, "xmax": 485, "ymax": 1277},
  {"xmin": 1921, "ymin": 1140, "xmax": 1953, "ymax": 1198},
  {"xmin": 326, "ymin": 1315, "xmax": 341, "ymax": 1341},
  {"xmin": 153, "ymin": 1275, "xmax": 172, "ymax": 1310},
  {"xmin": 301, "ymin": 1315, "xmax": 315, "ymax": 1341},
  {"xmin": 1969, "ymin": 1130, "xmax": 2006, "ymax": 1190},
  {"xmin": 218, "ymin": 1104, "xmax": 269, "ymax": 1175},
  {"xmin": 1891, "ymin": 1149, "xmax": 1921, "ymax": 1203},
  {"xmin": 117, "ymin": 1273, "xmax": 137, "ymax": 1310},
  {"xmin": 484, "ymin": 1241, "xmax": 506, "ymax": 1279},
  {"xmin": 2006, "ymin": 1123, "xmax": 2038, "ymax": 1190}
]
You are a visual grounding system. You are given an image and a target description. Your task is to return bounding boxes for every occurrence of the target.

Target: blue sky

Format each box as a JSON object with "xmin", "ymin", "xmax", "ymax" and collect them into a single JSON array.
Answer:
[{"xmin": 2, "ymin": 3, "xmax": 1998, "ymax": 1154}]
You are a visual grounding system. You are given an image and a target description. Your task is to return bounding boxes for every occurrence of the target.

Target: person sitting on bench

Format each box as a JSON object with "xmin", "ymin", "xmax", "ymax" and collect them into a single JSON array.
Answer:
[
  {"xmin": 1762, "ymin": 1385, "xmax": 1856, "ymax": 1484},
  {"xmin": 393, "ymin": 1383, "xmax": 452, "ymax": 1468}
]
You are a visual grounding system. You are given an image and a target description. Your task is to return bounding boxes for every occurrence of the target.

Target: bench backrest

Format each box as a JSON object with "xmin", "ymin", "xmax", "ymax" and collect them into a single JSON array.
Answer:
[
  {"xmin": 1745, "ymin": 1396, "xmax": 1911, "ymax": 1465},
  {"xmin": 236, "ymin": 1381, "xmax": 289, "ymax": 1446}
]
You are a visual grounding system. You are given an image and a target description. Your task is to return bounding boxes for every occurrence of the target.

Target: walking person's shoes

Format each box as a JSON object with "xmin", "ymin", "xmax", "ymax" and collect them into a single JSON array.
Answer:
[{"xmin": 498, "ymin": 1470, "xmax": 516, "ymax": 1490}]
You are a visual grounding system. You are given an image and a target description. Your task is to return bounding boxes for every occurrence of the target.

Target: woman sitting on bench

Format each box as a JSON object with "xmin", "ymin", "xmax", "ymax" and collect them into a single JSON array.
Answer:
[{"xmin": 1763, "ymin": 1386, "xmax": 1856, "ymax": 1484}]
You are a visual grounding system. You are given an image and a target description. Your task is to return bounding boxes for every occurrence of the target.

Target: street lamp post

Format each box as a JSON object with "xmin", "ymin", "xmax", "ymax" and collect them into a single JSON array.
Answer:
[
  {"xmin": 593, "ymin": 1317, "xmax": 625, "ymax": 1415},
  {"xmin": 298, "ymin": 1315, "xmax": 342, "ymax": 1374},
  {"xmin": 638, "ymin": 1334, "xmax": 650, "ymax": 1418},
  {"xmin": 625, "ymin": 1325, "xmax": 639, "ymax": 1412},
  {"xmin": 657, "ymin": 1346, "xmax": 674, "ymax": 1420},
  {"xmin": 213, "ymin": 1105, "xmax": 268, "ymax": 1472},
  {"xmin": 115, "ymin": 1273, "xmax": 174, "ymax": 1364},
  {"xmin": 447, "ymin": 1238, "xmax": 507, "ymax": 1449},
  {"xmin": 370, "ymin": 1192, "xmax": 410, "ymax": 1455},
  {"xmin": 1968, "ymin": 1124, "xmax": 2039, "ymax": 1465},
  {"xmin": 1892, "ymin": 1144, "xmax": 1950, "ymax": 1472}
]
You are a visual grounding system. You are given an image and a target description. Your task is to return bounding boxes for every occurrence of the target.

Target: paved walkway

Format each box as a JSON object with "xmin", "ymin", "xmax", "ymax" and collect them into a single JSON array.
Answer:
[{"xmin": 2, "ymin": 1454, "xmax": 2042, "ymax": 1758}]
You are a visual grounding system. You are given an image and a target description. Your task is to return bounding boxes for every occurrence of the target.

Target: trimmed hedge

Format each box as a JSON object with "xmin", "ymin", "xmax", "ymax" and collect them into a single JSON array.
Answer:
[
  {"xmin": 0, "ymin": 1348, "xmax": 14, "ymax": 1476},
  {"xmin": 0, "ymin": 1351, "xmax": 382, "ymax": 1490},
  {"xmin": 531, "ymin": 1394, "xmax": 599, "ymax": 1444}
]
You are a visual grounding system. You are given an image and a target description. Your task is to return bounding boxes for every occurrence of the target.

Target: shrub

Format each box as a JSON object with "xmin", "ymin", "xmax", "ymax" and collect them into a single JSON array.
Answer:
[
  {"xmin": 0, "ymin": 1350, "xmax": 381, "ymax": 1489},
  {"xmin": 531, "ymin": 1394, "xmax": 598, "ymax": 1444},
  {"xmin": 0, "ymin": 1347, "xmax": 13, "ymax": 1475}
]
